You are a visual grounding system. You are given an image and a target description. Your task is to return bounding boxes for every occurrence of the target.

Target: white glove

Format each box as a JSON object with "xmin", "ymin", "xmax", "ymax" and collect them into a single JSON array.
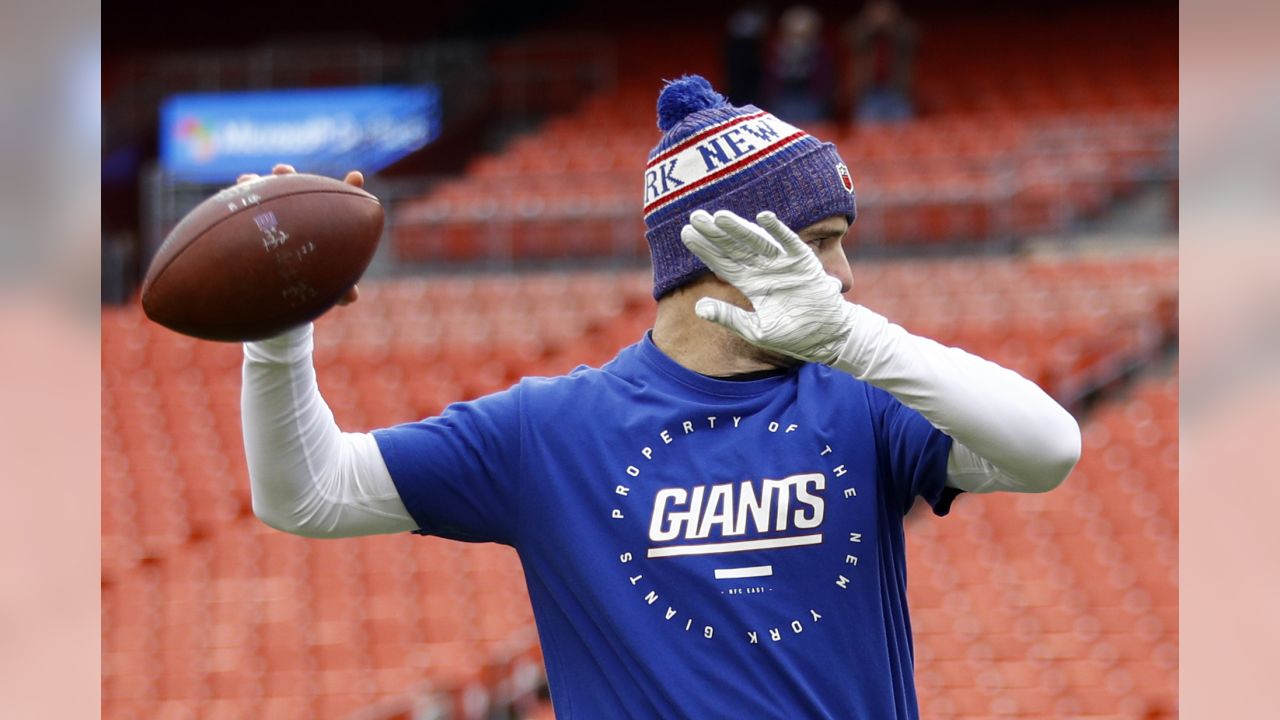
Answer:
[
  {"xmin": 680, "ymin": 209, "xmax": 859, "ymax": 365},
  {"xmin": 682, "ymin": 209, "xmax": 1081, "ymax": 495}
]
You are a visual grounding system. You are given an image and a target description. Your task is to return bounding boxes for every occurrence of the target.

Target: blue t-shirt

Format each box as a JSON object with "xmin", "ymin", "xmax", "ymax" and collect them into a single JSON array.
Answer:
[{"xmin": 374, "ymin": 333, "xmax": 957, "ymax": 719}]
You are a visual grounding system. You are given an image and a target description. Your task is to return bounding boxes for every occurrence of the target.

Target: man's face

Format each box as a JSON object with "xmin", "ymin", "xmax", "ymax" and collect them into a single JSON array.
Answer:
[{"xmin": 796, "ymin": 215, "xmax": 854, "ymax": 294}]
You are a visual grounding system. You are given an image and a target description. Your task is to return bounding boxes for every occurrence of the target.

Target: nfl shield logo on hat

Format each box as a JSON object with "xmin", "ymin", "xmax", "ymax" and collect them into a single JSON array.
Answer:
[{"xmin": 836, "ymin": 163, "xmax": 854, "ymax": 194}]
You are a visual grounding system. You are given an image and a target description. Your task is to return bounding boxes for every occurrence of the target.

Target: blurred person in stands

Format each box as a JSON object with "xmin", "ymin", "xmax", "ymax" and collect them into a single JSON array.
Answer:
[
  {"xmin": 845, "ymin": 0, "xmax": 918, "ymax": 123},
  {"xmin": 764, "ymin": 5, "xmax": 834, "ymax": 123},
  {"xmin": 724, "ymin": 3, "xmax": 768, "ymax": 106},
  {"xmin": 239, "ymin": 75, "xmax": 1080, "ymax": 719}
]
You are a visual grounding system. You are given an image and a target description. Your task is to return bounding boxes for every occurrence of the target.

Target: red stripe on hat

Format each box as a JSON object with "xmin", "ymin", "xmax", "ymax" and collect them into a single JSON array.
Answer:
[
  {"xmin": 646, "ymin": 111, "xmax": 770, "ymax": 169},
  {"xmin": 643, "ymin": 131, "xmax": 808, "ymax": 217}
]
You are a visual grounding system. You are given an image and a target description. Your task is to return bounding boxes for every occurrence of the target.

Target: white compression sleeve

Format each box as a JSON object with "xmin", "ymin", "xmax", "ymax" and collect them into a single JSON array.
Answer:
[
  {"xmin": 833, "ymin": 306, "xmax": 1081, "ymax": 494},
  {"xmin": 241, "ymin": 324, "xmax": 418, "ymax": 538}
]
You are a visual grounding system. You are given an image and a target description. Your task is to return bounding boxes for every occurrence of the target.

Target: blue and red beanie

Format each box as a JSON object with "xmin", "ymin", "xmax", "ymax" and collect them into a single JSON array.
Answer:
[{"xmin": 643, "ymin": 74, "xmax": 857, "ymax": 299}]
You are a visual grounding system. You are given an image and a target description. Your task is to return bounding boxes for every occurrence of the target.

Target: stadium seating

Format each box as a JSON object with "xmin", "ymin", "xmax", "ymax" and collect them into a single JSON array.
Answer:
[
  {"xmin": 392, "ymin": 110, "xmax": 1176, "ymax": 262},
  {"xmin": 391, "ymin": 9, "xmax": 1176, "ymax": 263},
  {"xmin": 910, "ymin": 371, "xmax": 1178, "ymax": 718},
  {"xmin": 103, "ymin": 248, "xmax": 1175, "ymax": 719}
]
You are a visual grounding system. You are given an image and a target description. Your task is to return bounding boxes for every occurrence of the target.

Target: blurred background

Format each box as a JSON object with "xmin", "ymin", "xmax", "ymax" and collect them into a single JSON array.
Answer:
[{"xmin": 101, "ymin": 0, "xmax": 1178, "ymax": 718}]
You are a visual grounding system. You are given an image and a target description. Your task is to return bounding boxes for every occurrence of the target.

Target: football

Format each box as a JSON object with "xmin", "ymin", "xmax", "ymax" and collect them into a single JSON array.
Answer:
[{"xmin": 141, "ymin": 173, "xmax": 383, "ymax": 342}]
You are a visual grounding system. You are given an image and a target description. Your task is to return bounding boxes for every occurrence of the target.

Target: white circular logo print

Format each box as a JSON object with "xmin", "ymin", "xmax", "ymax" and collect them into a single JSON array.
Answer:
[{"xmin": 606, "ymin": 413, "xmax": 871, "ymax": 647}]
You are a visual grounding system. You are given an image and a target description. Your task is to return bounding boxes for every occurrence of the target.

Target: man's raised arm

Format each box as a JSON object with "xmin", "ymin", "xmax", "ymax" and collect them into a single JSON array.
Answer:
[
  {"xmin": 241, "ymin": 322, "xmax": 417, "ymax": 538},
  {"xmin": 681, "ymin": 208, "xmax": 1081, "ymax": 495},
  {"xmin": 236, "ymin": 165, "xmax": 417, "ymax": 539}
]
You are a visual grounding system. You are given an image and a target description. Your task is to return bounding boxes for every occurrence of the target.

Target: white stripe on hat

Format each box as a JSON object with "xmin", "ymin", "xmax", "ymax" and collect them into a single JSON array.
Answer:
[
  {"xmin": 642, "ymin": 112, "xmax": 808, "ymax": 217},
  {"xmin": 647, "ymin": 110, "xmax": 769, "ymax": 167}
]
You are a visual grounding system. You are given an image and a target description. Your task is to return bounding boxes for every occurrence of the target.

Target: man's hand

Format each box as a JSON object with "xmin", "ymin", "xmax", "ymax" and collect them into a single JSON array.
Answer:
[
  {"xmin": 235, "ymin": 164, "xmax": 362, "ymax": 306},
  {"xmin": 680, "ymin": 209, "xmax": 858, "ymax": 365}
]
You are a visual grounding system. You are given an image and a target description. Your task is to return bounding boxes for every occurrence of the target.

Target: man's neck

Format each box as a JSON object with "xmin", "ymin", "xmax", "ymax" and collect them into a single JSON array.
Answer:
[{"xmin": 650, "ymin": 277, "xmax": 794, "ymax": 377}]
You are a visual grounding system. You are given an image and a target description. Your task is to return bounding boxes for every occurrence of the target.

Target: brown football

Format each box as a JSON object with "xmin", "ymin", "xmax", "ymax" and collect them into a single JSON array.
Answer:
[{"xmin": 141, "ymin": 173, "xmax": 383, "ymax": 342}]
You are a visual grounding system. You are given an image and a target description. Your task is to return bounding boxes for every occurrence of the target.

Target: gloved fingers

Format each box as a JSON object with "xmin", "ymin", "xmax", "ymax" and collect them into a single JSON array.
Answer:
[
  {"xmin": 694, "ymin": 297, "xmax": 759, "ymax": 341},
  {"xmin": 711, "ymin": 209, "xmax": 783, "ymax": 261},
  {"xmin": 756, "ymin": 211, "xmax": 810, "ymax": 259},
  {"xmin": 688, "ymin": 209, "xmax": 727, "ymax": 238},
  {"xmin": 688, "ymin": 209, "xmax": 758, "ymax": 265},
  {"xmin": 681, "ymin": 222, "xmax": 739, "ymax": 274},
  {"xmin": 688, "ymin": 210, "xmax": 733, "ymax": 248}
]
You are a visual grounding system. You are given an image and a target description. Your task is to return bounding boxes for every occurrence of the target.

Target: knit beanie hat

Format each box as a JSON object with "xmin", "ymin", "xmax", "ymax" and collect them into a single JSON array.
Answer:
[{"xmin": 644, "ymin": 75, "xmax": 857, "ymax": 299}]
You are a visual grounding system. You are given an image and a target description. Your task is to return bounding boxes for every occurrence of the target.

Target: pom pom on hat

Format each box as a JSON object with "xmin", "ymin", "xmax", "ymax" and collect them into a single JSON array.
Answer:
[{"xmin": 656, "ymin": 75, "xmax": 729, "ymax": 132}]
